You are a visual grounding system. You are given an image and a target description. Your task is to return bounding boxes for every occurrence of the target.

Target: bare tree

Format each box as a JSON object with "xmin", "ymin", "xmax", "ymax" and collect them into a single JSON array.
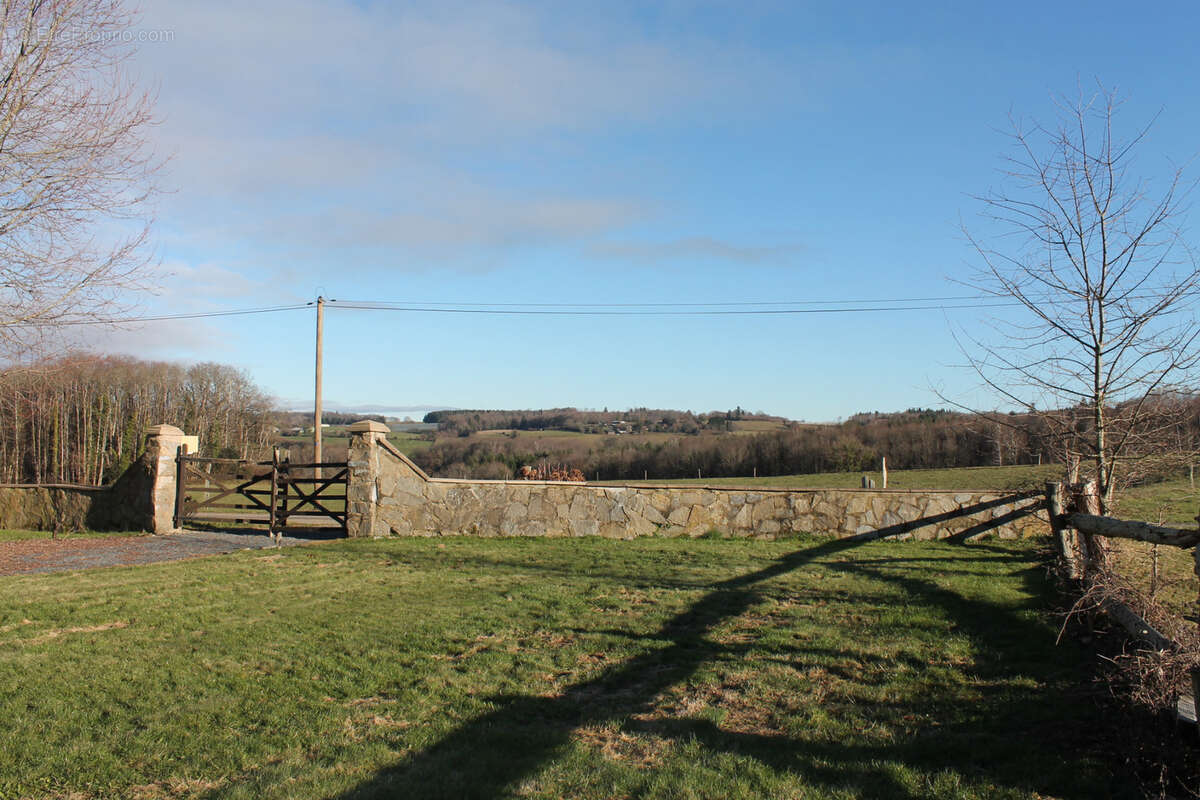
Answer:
[
  {"xmin": 959, "ymin": 83, "xmax": 1200, "ymax": 511},
  {"xmin": 0, "ymin": 0, "xmax": 159, "ymax": 359}
]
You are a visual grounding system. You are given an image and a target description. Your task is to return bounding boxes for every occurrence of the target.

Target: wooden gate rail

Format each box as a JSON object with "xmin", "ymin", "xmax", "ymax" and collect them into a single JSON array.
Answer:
[
  {"xmin": 174, "ymin": 448, "xmax": 274, "ymax": 527},
  {"xmin": 274, "ymin": 461, "xmax": 349, "ymax": 531},
  {"xmin": 175, "ymin": 447, "xmax": 348, "ymax": 535}
]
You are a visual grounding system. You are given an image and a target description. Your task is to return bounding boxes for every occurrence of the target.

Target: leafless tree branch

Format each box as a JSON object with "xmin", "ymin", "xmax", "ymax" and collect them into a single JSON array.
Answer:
[
  {"xmin": 0, "ymin": 0, "xmax": 161, "ymax": 360},
  {"xmin": 955, "ymin": 82, "xmax": 1200, "ymax": 509}
]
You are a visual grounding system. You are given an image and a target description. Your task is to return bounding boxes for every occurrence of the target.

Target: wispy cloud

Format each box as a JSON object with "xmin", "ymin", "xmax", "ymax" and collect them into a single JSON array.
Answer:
[
  {"xmin": 589, "ymin": 236, "xmax": 805, "ymax": 266},
  {"xmin": 153, "ymin": 260, "xmax": 285, "ymax": 303},
  {"xmin": 126, "ymin": 0, "xmax": 810, "ymax": 276},
  {"xmin": 139, "ymin": 0, "xmax": 765, "ymax": 136}
]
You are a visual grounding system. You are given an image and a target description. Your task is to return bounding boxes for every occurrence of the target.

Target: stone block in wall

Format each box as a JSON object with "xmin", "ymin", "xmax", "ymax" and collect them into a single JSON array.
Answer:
[
  {"xmin": 641, "ymin": 500, "xmax": 667, "ymax": 527},
  {"xmin": 570, "ymin": 518, "xmax": 599, "ymax": 537},
  {"xmin": 732, "ymin": 503, "xmax": 753, "ymax": 530},
  {"xmin": 667, "ymin": 506, "xmax": 690, "ymax": 526},
  {"xmin": 625, "ymin": 515, "xmax": 657, "ymax": 538},
  {"xmin": 686, "ymin": 504, "xmax": 714, "ymax": 532},
  {"xmin": 649, "ymin": 492, "xmax": 672, "ymax": 515}
]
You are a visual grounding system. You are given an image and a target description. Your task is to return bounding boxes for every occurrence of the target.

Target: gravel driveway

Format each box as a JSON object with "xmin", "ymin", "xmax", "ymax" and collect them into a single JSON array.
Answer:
[{"xmin": 0, "ymin": 528, "xmax": 343, "ymax": 576}]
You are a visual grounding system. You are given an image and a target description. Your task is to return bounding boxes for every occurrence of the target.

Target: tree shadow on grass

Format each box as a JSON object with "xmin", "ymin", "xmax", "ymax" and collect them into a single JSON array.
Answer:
[
  {"xmin": 285, "ymin": 532, "xmax": 1139, "ymax": 800},
  {"xmin": 179, "ymin": 522, "xmax": 346, "ymax": 542}
]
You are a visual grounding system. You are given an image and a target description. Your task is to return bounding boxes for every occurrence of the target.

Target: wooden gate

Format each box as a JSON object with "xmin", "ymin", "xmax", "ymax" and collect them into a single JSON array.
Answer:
[{"xmin": 174, "ymin": 447, "xmax": 348, "ymax": 536}]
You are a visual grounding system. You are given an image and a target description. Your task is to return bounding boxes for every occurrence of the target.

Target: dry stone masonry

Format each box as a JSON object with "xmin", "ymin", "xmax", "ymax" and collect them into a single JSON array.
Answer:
[
  {"xmin": 0, "ymin": 424, "xmax": 186, "ymax": 533},
  {"xmin": 346, "ymin": 422, "xmax": 1044, "ymax": 540}
]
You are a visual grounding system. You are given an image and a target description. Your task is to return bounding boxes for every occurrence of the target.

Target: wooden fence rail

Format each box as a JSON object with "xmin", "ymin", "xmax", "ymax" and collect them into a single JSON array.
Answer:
[{"xmin": 1046, "ymin": 481, "xmax": 1200, "ymax": 725}]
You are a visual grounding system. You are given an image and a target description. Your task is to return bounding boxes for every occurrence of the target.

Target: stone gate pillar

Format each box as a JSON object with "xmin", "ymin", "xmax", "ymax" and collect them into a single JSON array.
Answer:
[
  {"xmin": 145, "ymin": 424, "xmax": 187, "ymax": 534},
  {"xmin": 346, "ymin": 420, "xmax": 389, "ymax": 537}
]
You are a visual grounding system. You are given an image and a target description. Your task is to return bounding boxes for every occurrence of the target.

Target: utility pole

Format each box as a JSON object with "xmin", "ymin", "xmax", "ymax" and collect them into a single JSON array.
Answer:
[{"xmin": 314, "ymin": 295, "xmax": 324, "ymax": 477}]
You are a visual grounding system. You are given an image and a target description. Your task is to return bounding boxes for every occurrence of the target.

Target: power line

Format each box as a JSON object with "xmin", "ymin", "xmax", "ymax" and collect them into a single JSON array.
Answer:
[
  {"xmin": 10, "ymin": 285, "xmax": 1184, "ymax": 327},
  {"xmin": 0, "ymin": 303, "xmax": 311, "ymax": 328},
  {"xmin": 329, "ymin": 295, "xmax": 992, "ymax": 308},
  {"xmin": 327, "ymin": 300, "xmax": 1021, "ymax": 316}
]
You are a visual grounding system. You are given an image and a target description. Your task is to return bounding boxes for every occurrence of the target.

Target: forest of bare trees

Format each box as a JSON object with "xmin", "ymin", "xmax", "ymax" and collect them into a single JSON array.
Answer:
[
  {"xmin": 415, "ymin": 402, "xmax": 1200, "ymax": 483},
  {"xmin": 0, "ymin": 354, "xmax": 273, "ymax": 485}
]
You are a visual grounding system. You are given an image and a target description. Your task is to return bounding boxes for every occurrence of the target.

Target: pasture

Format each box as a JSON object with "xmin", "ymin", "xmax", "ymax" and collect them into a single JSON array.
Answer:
[
  {"xmin": 0, "ymin": 535, "xmax": 1129, "ymax": 799},
  {"xmin": 276, "ymin": 428, "xmax": 432, "ymax": 457}
]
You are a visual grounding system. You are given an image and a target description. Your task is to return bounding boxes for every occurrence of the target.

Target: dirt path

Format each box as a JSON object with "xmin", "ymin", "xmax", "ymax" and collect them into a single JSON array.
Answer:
[{"xmin": 0, "ymin": 529, "xmax": 342, "ymax": 576}]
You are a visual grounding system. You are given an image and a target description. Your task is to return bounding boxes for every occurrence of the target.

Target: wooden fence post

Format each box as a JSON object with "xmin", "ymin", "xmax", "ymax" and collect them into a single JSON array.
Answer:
[
  {"xmin": 1079, "ymin": 479, "xmax": 1106, "ymax": 573},
  {"xmin": 1046, "ymin": 481, "xmax": 1080, "ymax": 579}
]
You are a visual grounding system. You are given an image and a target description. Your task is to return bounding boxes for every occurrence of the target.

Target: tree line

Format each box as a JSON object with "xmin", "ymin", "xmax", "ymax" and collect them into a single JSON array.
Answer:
[
  {"xmin": 0, "ymin": 354, "xmax": 274, "ymax": 485},
  {"xmin": 412, "ymin": 403, "xmax": 1200, "ymax": 484}
]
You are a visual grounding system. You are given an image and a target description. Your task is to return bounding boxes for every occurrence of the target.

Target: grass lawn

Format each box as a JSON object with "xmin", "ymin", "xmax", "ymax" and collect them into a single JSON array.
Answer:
[
  {"xmin": 0, "ymin": 535, "xmax": 1130, "ymax": 799},
  {"xmin": 611, "ymin": 466, "xmax": 1198, "ymax": 632},
  {"xmin": 1103, "ymin": 477, "xmax": 1200, "ymax": 628},
  {"xmin": 0, "ymin": 529, "xmax": 145, "ymax": 543}
]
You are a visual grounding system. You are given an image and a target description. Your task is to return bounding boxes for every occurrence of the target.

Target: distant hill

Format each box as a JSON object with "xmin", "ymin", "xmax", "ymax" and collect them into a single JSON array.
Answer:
[
  {"xmin": 422, "ymin": 406, "xmax": 782, "ymax": 436},
  {"xmin": 406, "ymin": 405, "xmax": 1062, "ymax": 482}
]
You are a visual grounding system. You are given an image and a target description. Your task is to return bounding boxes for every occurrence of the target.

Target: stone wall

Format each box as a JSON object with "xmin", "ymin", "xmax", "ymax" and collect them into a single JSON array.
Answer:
[
  {"xmin": 0, "ymin": 485, "xmax": 111, "ymax": 532},
  {"xmin": 0, "ymin": 425, "xmax": 185, "ymax": 533},
  {"xmin": 345, "ymin": 422, "xmax": 1046, "ymax": 540}
]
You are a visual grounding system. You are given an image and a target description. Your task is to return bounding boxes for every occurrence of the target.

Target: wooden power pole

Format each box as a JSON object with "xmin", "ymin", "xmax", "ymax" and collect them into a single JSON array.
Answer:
[{"xmin": 314, "ymin": 295, "xmax": 324, "ymax": 476}]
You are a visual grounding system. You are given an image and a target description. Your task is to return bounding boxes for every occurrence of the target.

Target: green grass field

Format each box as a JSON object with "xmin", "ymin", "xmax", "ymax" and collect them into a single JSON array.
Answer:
[
  {"xmin": 0, "ymin": 529, "xmax": 145, "ymax": 543},
  {"xmin": 276, "ymin": 431, "xmax": 432, "ymax": 457},
  {"xmin": 612, "ymin": 465, "xmax": 1200, "ymax": 632},
  {"xmin": 474, "ymin": 428, "xmax": 682, "ymax": 446},
  {"xmin": 0, "ymin": 536, "xmax": 1129, "ymax": 799}
]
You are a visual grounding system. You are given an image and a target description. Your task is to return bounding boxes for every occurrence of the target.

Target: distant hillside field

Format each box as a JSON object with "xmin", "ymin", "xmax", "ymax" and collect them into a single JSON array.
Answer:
[{"xmin": 406, "ymin": 406, "xmax": 1058, "ymax": 483}]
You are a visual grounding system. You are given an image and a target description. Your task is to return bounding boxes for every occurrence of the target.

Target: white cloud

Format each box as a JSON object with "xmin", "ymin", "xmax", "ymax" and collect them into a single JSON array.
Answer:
[
  {"xmin": 118, "ymin": 1, "xmax": 878, "ymax": 282},
  {"xmin": 152, "ymin": 259, "xmax": 285, "ymax": 304},
  {"xmin": 136, "ymin": 1, "xmax": 753, "ymax": 136},
  {"xmin": 589, "ymin": 236, "xmax": 806, "ymax": 266}
]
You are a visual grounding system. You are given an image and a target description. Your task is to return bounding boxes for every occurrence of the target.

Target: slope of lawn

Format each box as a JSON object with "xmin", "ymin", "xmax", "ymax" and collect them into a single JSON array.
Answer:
[{"xmin": 0, "ymin": 536, "xmax": 1131, "ymax": 799}]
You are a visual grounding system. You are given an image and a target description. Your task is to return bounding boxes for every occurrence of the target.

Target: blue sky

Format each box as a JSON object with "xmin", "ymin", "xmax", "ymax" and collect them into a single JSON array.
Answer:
[{"xmin": 84, "ymin": 0, "xmax": 1200, "ymax": 420}]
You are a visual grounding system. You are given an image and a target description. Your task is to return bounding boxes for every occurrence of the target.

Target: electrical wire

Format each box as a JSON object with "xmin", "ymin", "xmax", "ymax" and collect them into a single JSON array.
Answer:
[
  {"xmin": 328, "ymin": 295, "xmax": 992, "ymax": 308},
  {"xmin": 327, "ymin": 300, "xmax": 1021, "ymax": 316},
  {"xmin": 10, "ymin": 284, "xmax": 1182, "ymax": 327},
  {"xmin": 0, "ymin": 303, "xmax": 311, "ymax": 328}
]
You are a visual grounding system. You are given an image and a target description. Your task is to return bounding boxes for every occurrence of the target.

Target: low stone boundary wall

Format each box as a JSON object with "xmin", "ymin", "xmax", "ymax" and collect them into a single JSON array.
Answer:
[
  {"xmin": 0, "ymin": 485, "xmax": 112, "ymax": 531},
  {"xmin": 0, "ymin": 420, "xmax": 1047, "ymax": 540},
  {"xmin": 0, "ymin": 424, "xmax": 178, "ymax": 533},
  {"xmin": 345, "ymin": 422, "xmax": 1045, "ymax": 540}
]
